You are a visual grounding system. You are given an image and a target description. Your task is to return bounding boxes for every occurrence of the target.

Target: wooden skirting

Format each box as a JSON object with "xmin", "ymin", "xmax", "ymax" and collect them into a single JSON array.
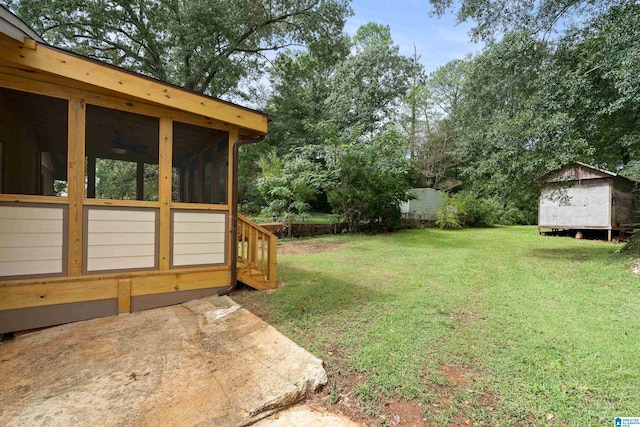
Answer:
[{"xmin": 0, "ymin": 268, "xmax": 230, "ymax": 312}]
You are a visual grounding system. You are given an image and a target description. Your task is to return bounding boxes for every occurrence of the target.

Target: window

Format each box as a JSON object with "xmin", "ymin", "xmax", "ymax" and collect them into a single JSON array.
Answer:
[
  {"xmin": 0, "ymin": 87, "xmax": 68, "ymax": 196},
  {"xmin": 172, "ymin": 122, "xmax": 228, "ymax": 204}
]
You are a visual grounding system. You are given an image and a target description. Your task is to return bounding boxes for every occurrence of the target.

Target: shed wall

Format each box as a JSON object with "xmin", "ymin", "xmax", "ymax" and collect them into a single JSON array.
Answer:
[
  {"xmin": 612, "ymin": 179, "xmax": 638, "ymax": 228},
  {"xmin": 539, "ymin": 179, "xmax": 610, "ymax": 228},
  {"xmin": 401, "ymin": 188, "xmax": 443, "ymax": 221}
]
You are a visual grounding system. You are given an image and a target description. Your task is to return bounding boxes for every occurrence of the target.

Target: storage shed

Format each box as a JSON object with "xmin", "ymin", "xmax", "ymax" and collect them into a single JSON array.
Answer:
[
  {"xmin": 401, "ymin": 188, "xmax": 444, "ymax": 221},
  {"xmin": 0, "ymin": 7, "xmax": 276, "ymax": 333},
  {"xmin": 538, "ymin": 162, "xmax": 639, "ymax": 241}
]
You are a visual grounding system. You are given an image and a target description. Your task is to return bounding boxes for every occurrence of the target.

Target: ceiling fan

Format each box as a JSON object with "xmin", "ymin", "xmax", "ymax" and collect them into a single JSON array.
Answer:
[{"xmin": 110, "ymin": 130, "xmax": 149, "ymax": 155}]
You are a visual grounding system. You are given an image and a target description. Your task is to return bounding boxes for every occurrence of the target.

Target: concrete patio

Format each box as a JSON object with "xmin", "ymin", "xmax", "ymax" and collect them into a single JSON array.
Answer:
[{"xmin": 0, "ymin": 296, "xmax": 333, "ymax": 426}]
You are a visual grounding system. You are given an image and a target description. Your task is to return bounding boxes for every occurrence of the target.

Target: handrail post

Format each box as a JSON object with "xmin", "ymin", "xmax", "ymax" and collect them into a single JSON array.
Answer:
[{"xmin": 267, "ymin": 234, "xmax": 277, "ymax": 286}]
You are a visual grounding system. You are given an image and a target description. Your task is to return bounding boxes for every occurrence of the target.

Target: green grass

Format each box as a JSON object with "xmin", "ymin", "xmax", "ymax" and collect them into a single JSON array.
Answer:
[
  {"xmin": 234, "ymin": 226, "xmax": 640, "ymax": 425},
  {"xmin": 245, "ymin": 212, "xmax": 341, "ymax": 224}
]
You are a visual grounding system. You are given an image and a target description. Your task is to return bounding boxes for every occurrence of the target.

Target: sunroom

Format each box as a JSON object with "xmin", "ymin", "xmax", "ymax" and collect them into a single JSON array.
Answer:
[{"xmin": 0, "ymin": 7, "xmax": 276, "ymax": 333}]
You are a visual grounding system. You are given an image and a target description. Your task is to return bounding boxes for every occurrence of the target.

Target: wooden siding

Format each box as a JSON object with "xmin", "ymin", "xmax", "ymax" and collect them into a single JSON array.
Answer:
[
  {"xmin": 85, "ymin": 208, "xmax": 157, "ymax": 272},
  {"xmin": 0, "ymin": 205, "xmax": 65, "ymax": 278},
  {"xmin": 172, "ymin": 211, "xmax": 226, "ymax": 267},
  {"xmin": 539, "ymin": 180, "xmax": 611, "ymax": 228},
  {"xmin": 544, "ymin": 164, "xmax": 611, "ymax": 183}
]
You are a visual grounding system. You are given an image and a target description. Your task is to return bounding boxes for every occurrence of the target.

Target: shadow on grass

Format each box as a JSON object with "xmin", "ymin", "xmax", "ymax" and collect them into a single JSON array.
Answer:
[
  {"xmin": 239, "ymin": 263, "xmax": 389, "ymax": 324},
  {"xmin": 527, "ymin": 245, "xmax": 623, "ymax": 263}
]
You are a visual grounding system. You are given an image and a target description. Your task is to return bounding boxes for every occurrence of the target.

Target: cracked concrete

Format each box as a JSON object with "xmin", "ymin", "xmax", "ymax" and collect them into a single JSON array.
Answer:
[{"xmin": 0, "ymin": 296, "xmax": 328, "ymax": 427}]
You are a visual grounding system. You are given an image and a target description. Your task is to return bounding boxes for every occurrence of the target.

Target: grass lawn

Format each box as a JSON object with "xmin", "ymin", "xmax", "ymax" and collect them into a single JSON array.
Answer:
[{"xmin": 234, "ymin": 226, "xmax": 640, "ymax": 426}]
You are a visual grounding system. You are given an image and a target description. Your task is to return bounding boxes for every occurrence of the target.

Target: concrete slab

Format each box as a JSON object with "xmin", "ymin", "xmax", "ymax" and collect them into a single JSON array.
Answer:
[
  {"xmin": 253, "ymin": 404, "xmax": 366, "ymax": 427},
  {"xmin": 0, "ymin": 296, "xmax": 327, "ymax": 427}
]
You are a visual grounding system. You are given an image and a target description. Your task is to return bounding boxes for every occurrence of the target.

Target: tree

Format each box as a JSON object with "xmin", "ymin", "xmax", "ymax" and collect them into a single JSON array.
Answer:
[
  {"xmin": 325, "ymin": 33, "xmax": 417, "ymax": 134},
  {"xmin": 324, "ymin": 125, "xmax": 411, "ymax": 232},
  {"xmin": 406, "ymin": 59, "xmax": 468, "ymax": 188},
  {"xmin": 428, "ymin": 0, "xmax": 615, "ymax": 42},
  {"xmin": 5, "ymin": 0, "xmax": 352, "ymax": 96},
  {"xmin": 256, "ymin": 147, "xmax": 328, "ymax": 221},
  {"xmin": 352, "ymin": 22, "xmax": 392, "ymax": 53}
]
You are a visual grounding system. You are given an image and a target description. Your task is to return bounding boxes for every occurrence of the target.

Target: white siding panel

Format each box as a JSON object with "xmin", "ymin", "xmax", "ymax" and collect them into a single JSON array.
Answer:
[
  {"xmin": 173, "ymin": 243, "xmax": 224, "ymax": 255},
  {"xmin": 0, "ymin": 205, "xmax": 65, "ymax": 277},
  {"xmin": 89, "ymin": 209, "xmax": 156, "ymax": 222},
  {"xmin": 87, "ymin": 256, "xmax": 156, "ymax": 272},
  {"xmin": 174, "ymin": 212, "xmax": 226, "ymax": 223},
  {"xmin": 0, "ymin": 233, "xmax": 62, "ymax": 248},
  {"xmin": 0, "ymin": 259, "xmax": 63, "ymax": 276},
  {"xmin": 0, "ymin": 218, "xmax": 63, "ymax": 233},
  {"xmin": 88, "ymin": 220, "xmax": 155, "ymax": 233},
  {"xmin": 0, "ymin": 246, "xmax": 62, "ymax": 262},
  {"xmin": 0, "ymin": 206, "xmax": 63, "ymax": 220},
  {"xmin": 87, "ymin": 244, "xmax": 155, "ymax": 259},
  {"xmin": 174, "ymin": 253, "xmax": 225, "ymax": 266},
  {"xmin": 86, "ymin": 208, "xmax": 157, "ymax": 272},
  {"xmin": 173, "ymin": 232, "xmax": 225, "ymax": 244},
  {"xmin": 172, "ymin": 211, "xmax": 226, "ymax": 266},
  {"xmin": 540, "ymin": 181, "xmax": 610, "ymax": 227},
  {"xmin": 87, "ymin": 232, "xmax": 155, "ymax": 246},
  {"xmin": 173, "ymin": 221, "xmax": 226, "ymax": 233}
]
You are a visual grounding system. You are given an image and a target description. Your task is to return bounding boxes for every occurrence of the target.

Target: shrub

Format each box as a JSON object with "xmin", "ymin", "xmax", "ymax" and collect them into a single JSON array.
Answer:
[{"xmin": 436, "ymin": 192, "xmax": 502, "ymax": 229}]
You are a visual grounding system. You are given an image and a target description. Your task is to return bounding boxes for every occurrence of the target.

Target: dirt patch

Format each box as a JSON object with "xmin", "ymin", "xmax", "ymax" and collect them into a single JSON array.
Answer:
[
  {"xmin": 422, "ymin": 364, "xmax": 500, "ymax": 425},
  {"xmin": 630, "ymin": 261, "xmax": 640, "ymax": 274},
  {"xmin": 278, "ymin": 242, "xmax": 345, "ymax": 256},
  {"xmin": 441, "ymin": 364, "xmax": 469, "ymax": 385},
  {"xmin": 383, "ymin": 398, "xmax": 425, "ymax": 426}
]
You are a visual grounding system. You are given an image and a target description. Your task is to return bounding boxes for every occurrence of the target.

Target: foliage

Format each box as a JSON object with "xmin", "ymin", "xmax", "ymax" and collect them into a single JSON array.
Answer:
[
  {"xmin": 351, "ymin": 22, "xmax": 392, "ymax": 53},
  {"xmin": 247, "ymin": 22, "xmax": 417, "ymax": 229},
  {"xmin": 93, "ymin": 159, "xmax": 158, "ymax": 200},
  {"xmin": 436, "ymin": 191, "xmax": 501, "ymax": 228},
  {"xmin": 256, "ymin": 148, "xmax": 328, "ymax": 222},
  {"xmin": 5, "ymin": 0, "xmax": 352, "ymax": 97},
  {"xmin": 325, "ymin": 41, "xmax": 417, "ymax": 134},
  {"xmin": 621, "ymin": 229, "xmax": 640, "ymax": 256},
  {"xmin": 323, "ymin": 126, "xmax": 412, "ymax": 232},
  {"xmin": 428, "ymin": 0, "xmax": 615, "ymax": 42},
  {"xmin": 235, "ymin": 227, "xmax": 639, "ymax": 425}
]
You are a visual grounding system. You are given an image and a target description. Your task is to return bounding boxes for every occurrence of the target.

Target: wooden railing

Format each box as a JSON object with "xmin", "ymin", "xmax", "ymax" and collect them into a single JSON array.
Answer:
[{"xmin": 237, "ymin": 214, "xmax": 277, "ymax": 289}]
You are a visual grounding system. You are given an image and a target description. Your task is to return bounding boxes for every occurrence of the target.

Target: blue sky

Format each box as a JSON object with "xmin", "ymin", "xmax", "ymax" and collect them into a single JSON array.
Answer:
[{"xmin": 345, "ymin": 0, "xmax": 482, "ymax": 73}]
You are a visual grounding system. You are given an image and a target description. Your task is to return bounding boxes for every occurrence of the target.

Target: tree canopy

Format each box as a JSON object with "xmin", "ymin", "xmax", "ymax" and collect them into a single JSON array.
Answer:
[{"xmin": 4, "ymin": 0, "xmax": 352, "ymax": 96}]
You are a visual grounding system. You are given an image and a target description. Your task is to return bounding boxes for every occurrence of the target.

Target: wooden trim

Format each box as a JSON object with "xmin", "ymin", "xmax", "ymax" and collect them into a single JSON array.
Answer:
[
  {"xmin": 268, "ymin": 234, "xmax": 277, "ymax": 285},
  {"xmin": 0, "ymin": 38, "xmax": 269, "ymax": 133},
  {"xmin": 0, "ymin": 265, "xmax": 229, "ymax": 288},
  {"xmin": 159, "ymin": 116, "xmax": 172, "ymax": 270},
  {"xmin": 0, "ymin": 194, "xmax": 68, "ymax": 204},
  {"xmin": 82, "ymin": 205, "xmax": 160, "ymax": 275},
  {"xmin": 170, "ymin": 202, "xmax": 229, "ymax": 211},
  {"xmin": 83, "ymin": 198, "xmax": 160, "ymax": 208},
  {"xmin": 131, "ymin": 269, "xmax": 230, "ymax": 296},
  {"xmin": 118, "ymin": 279, "xmax": 131, "ymax": 314},
  {"xmin": 0, "ymin": 69, "xmax": 262, "ymax": 135},
  {"xmin": 0, "ymin": 269, "xmax": 230, "ymax": 311},
  {"xmin": 67, "ymin": 97, "xmax": 85, "ymax": 276},
  {"xmin": 0, "ymin": 278, "xmax": 118, "ymax": 310}
]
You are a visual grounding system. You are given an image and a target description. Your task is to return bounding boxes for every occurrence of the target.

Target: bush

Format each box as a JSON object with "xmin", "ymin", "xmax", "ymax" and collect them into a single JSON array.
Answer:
[
  {"xmin": 621, "ymin": 229, "xmax": 640, "ymax": 256},
  {"xmin": 436, "ymin": 192, "xmax": 502, "ymax": 229}
]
